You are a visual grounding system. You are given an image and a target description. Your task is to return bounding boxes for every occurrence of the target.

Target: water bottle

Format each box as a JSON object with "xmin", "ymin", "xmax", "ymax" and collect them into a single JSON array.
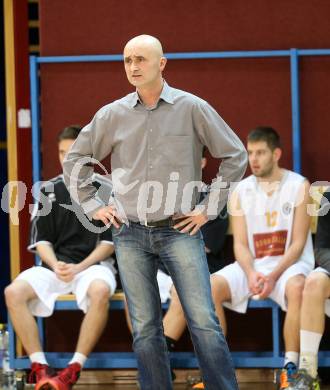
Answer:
[
  {"xmin": 1, "ymin": 326, "xmax": 16, "ymax": 390},
  {"xmin": 0, "ymin": 323, "xmax": 6, "ymax": 386}
]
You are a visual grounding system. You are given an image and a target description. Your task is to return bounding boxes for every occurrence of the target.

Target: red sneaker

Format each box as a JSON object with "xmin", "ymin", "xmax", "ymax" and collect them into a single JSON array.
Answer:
[
  {"xmin": 36, "ymin": 362, "xmax": 81, "ymax": 390},
  {"xmin": 28, "ymin": 362, "xmax": 56, "ymax": 384}
]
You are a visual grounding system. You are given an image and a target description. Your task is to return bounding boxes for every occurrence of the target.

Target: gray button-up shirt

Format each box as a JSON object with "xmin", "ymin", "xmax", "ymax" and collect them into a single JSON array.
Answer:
[{"xmin": 63, "ymin": 81, "xmax": 247, "ymax": 222}]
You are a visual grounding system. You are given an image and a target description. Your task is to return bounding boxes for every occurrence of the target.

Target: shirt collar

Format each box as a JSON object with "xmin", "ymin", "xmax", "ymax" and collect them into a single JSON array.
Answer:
[{"xmin": 129, "ymin": 80, "xmax": 174, "ymax": 108}]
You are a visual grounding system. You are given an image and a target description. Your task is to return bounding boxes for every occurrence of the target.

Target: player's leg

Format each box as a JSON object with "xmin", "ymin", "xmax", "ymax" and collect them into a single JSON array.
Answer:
[
  {"xmin": 163, "ymin": 286, "xmax": 186, "ymax": 341},
  {"xmin": 270, "ymin": 266, "xmax": 307, "ymax": 389},
  {"xmin": 296, "ymin": 271, "xmax": 330, "ymax": 385},
  {"xmin": 5, "ymin": 268, "xmax": 63, "ymax": 385},
  {"xmin": 5, "ymin": 280, "xmax": 42, "ymax": 354},
  {"xmin": 210, "ymin": 273, "xmax": 232, "ymax": 336},
  {"xmin": 38, "ymin": 265, "xmax": 116, "ymax": 390},
  {"xmin": 284, "ymin": 274, "xmax": 305, "ymax": 364},
  {"xmin": 75, "ymin": 279, "xmax": 111, "ymax": 356}
]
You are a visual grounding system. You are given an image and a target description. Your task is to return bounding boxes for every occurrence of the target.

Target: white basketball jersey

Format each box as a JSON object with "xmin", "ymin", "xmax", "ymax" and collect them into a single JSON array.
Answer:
[{"xmin": 236, "ymin": 170, "xmax": 314, "ymax": 270}]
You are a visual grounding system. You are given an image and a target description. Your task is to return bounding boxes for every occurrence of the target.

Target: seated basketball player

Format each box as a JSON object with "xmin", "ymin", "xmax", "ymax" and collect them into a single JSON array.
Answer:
[
  {"xmin": 290, "ymin": 189, "xmax": 330, "ymax": 390},
  {"xmin": 5, "ymin": 125, "xmax": 117, "ymax": 390},
  {"xmin": 193, "ymin": 126, "xmax": 314, "ymax": 390}
]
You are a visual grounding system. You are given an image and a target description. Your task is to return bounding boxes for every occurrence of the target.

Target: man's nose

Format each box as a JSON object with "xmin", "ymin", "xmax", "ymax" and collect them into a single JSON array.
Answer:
[
  {"xmin": 250, "ymin": 154, "xmax": 257, "ymax": 163},
  {"xmin": 131, "ymin": 61, "xmax": 139, "ymax": 71}
]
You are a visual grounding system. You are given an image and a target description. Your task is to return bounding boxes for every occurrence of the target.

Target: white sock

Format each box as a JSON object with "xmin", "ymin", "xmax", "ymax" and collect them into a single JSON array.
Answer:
[
  {"xmin": 299, "ymin": 330, "xmax": 322, "ymax": 378},
  {"xmin": 300, "ymin": 330, "xmax": 322, "ymax": 355},
  {"xmin": 29, "ymin": 352, "xmax": 48, "ymax": 365},
  {"xmin": 284, "ymin": 351, "xmax": 299, "ymax": 367},
  {"xmin": 69, "ymin": 352, "xmax": 87, "ymax": 368}
]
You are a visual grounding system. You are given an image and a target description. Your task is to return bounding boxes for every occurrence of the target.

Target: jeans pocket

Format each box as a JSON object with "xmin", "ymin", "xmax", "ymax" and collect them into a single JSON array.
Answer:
[{"xmin": 111, "ymin": 223, "xmax": 126, "ymax": 237}]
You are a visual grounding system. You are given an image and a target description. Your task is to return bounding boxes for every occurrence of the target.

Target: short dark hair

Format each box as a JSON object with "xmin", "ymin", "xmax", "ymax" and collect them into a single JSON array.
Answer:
[
  {"xmin": 57, "ymin": 125, "xmax": 82, "ymax": 142},
  {"xmin": 247, "ymin": 126, "xmax": 281, "ymax": 151}
]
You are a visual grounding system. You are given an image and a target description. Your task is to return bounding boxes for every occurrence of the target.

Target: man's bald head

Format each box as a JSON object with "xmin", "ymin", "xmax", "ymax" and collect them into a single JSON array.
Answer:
[{"xmin": 124, "ymin": 35, "xmax": 164, "ymax": 58}]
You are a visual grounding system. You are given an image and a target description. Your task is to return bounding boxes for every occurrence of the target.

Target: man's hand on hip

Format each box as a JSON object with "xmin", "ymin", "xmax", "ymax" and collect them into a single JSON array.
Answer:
[
  {"xmin": 173, "ymin": 209, "xmax": 208, "ymax": 235},
  {"xmin": 93, "ymin": 206, "xmax": 121, "ymax": 228}
]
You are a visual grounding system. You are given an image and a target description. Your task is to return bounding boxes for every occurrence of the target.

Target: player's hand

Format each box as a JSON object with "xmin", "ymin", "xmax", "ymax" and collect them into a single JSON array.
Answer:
[
  {"xmin": 258, "ymin": 275, "xmax": 276, "ymax": 299},
  {"xmin": 247, "ymin": 271, "xmax": 267, "ymax": 295},
  {"xmin": 53, "ymin": 261, "xmax": 78, "ymax": 283},
  {"xmin": 173, "ymin": 209, "xmax": 208, "ymax": 235},
  {"xmin": 92, "ymin": 205, "xmax": 121, "ymax": 228}
]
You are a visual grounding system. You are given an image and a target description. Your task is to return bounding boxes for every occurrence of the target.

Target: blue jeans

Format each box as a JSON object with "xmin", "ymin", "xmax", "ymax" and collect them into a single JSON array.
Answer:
[{"xmin": 112, "ymin": 222, "xmax": 238, "ymax": 390}]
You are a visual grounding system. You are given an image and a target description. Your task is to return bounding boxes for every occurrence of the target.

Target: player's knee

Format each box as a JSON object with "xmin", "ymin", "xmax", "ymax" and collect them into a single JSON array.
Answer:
[
  {"xmin": 286, "ymin": 275, "xmax": 305, "ymax": 303},
  {"xmin": 4, "ymin": 284, "xmax": 25, "ymax": 308},
  {"xmin": 303, "ymin": 273, "xmax": 326, "ymax": 300},
  {"xmin": 210, "ymin": 275, "xmax": 229, "ymax": 303},
  {"xmin": 88, "ymin": 282, "xmax": 111, "ymax": 305}
]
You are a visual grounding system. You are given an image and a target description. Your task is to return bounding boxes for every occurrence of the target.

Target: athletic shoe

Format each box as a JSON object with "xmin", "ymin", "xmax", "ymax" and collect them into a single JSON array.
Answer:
[
  {"xmin": 277, "ymin": 362, "xmax": 298, "ymax": 389},
  {"xmin": 36, "ymin": 362, "xmax": 81, "ymax": 390},
  {"xmin": 192, "ymin": 382, "xmax": 205, "ymax": 389},
  {"xmin": 27, "ymin": 362, "xmax": 56, "ymax": 384},
  {"xmin": 290, "ymin": 369, "xmax": 320, "ymax": 389}
]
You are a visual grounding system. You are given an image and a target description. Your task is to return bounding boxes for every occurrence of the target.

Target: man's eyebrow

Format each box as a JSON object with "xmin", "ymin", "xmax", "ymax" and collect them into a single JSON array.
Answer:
[{"xmin": 124, "ymin": 55, "xmax": 145, "ymax": 61}]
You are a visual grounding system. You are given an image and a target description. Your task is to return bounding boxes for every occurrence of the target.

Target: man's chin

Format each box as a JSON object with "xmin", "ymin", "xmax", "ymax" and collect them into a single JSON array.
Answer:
[
  {"xmin": 252, "ymin": 170, "xmax": 266, "ymax": 178},
  {"xmin": 130, "ymin": 78, "xmax": 143, "ymax": 86}
]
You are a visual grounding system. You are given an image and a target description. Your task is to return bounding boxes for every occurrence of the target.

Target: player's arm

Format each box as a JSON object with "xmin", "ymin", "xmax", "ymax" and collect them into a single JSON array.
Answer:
[
  {"xmin": 74, "ymin": 241, "xmax": 115, "ymax": 274},
  {"xmin": 269, "ymin": 179, "xmax": 311, "ymax": 282},
  {"xmin": 35, "ymin": 242, "xmax": 58, "ymax": 270},
  {"xmin": 230, "ymin": 192, "xmax": 265, "ymax": 294},
  {"xmin": 34, "ymin": 243, "xmax": 71, "ymax": 282},
  {"xmin": 29, "ymin": 185, "xmax": 60, "ymax": 270}
]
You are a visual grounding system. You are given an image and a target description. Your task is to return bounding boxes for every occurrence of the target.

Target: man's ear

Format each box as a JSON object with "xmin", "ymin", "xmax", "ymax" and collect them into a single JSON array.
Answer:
[
  {"xmin": 273, "ymin": 147, "xmax": 282, "ymax": 162},
  {"xmin": 160, "ymin": 56, "xmax": 167, "ymax": 71}
]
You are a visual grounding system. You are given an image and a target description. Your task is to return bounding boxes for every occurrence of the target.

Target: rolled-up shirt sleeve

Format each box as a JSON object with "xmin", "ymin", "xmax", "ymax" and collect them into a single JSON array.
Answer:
[
  {"xmin": 28, "ymin": 188, "xmax": 56, "ymax": 252},
  {"xmin": 63, "ymin": 108, "xmax": 114, "ymax": 219},
  {"xmin": 193, "ymin": 100, "xmax": 248, "ymax": 218}
]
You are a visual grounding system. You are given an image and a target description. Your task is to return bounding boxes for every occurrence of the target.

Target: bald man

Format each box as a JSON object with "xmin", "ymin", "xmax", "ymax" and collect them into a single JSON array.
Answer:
[{"xmin": 64, "ymin": 35, "xmax": 247, "ymax": 390}]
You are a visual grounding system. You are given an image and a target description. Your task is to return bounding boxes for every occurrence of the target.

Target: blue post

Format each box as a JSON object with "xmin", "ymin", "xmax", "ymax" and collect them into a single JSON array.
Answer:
[
  {"xmin": 30, "ymin": 56, "xmax": 45, "ymax": 346},
  {"xmin": 290, "ymin": 48, "xmax": 302, "ymax": 173},
  {"xmin": 30, "ymin": 56, "xmax": 41, "ymax": 184},
  {"xmin": 272, "ymin": 305, "xmax": 281, "ymax": 359},
  {"xmin": 7, "ymin": 317, "xmax": 16, "ymax": 369}
]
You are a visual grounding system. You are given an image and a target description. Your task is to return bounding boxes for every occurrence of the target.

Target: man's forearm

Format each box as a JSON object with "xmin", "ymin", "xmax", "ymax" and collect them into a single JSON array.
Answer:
[
  {"xmin": 36, "ymin": 243, "xmax": 58, "ymax": 270},
  {"xmin": 76, "ymin": 243, "xmax": 115, "ymax": 273},
  {"xmin": 270, "ymin": 241, "xmax": 305, "ymax": 280},
  {"xmin": 235, "ymin": 243, "xmax": 255, "ymax": 277}
]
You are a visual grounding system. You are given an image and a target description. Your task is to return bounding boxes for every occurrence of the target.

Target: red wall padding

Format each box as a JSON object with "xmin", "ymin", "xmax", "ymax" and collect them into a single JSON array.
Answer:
[
  {"xmin": 39, "ymin": 0, "xmax": 330, "ymax": 182},
  {"xmin": 40, "ymin": 0, "xmax": 330, "ymax": 55}
]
